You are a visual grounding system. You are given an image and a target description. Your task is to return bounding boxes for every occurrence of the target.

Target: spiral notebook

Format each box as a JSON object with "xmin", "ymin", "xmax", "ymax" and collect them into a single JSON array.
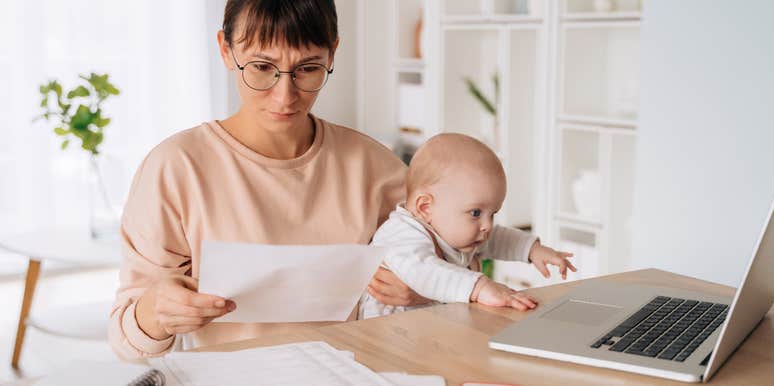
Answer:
[
  {"xmin": 150, "ymin": 341, "xmax": 394, "ymax": 386},
  {"xmin": 34, "ymin": 361, "xmax": 165, "ymax": 386}
]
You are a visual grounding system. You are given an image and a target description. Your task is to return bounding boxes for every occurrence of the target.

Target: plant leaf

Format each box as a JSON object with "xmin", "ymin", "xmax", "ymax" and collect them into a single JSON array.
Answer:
[
  {"xmin": 464, "ymin": 77, "xmax": 496, "ymax": 115},
  {"xmin": 70, "ymin": 104, "xmax": 95, "ymax": 130},
  {"xmin": 66, "ymin": 85, "xmax": 90, "ymax": 99},
  {"xmin": 95, "ymin": 117, "xmax": 111, "ymax": 128},
  {"xmin": 53, "ymin": 127, "xmax": 69, "ymax": 135},
  {"xmin": 60, "ymin": 139, "xmax": 70, "ymax": 150}
]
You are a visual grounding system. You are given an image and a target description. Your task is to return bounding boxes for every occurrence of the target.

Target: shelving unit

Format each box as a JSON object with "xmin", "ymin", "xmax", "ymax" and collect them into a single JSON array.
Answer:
[
  {"xmin": 547, "ymin": 0, "xmax": 641, "ymax": 276},
  {"xmin": 359, "ymin": 0, "xmax": 641, "ymax": 280}
]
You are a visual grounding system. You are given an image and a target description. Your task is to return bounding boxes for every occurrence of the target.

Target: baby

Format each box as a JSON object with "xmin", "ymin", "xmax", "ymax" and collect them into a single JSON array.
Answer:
[{"xmin": 360, "ymin": 133, "xmax": 576, "ymax": 319}]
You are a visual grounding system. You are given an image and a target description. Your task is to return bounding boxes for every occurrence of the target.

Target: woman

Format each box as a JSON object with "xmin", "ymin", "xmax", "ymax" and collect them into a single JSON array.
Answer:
[{"xmin": 109, "ymin": 0, "xmax": 426, "ymax": 360}]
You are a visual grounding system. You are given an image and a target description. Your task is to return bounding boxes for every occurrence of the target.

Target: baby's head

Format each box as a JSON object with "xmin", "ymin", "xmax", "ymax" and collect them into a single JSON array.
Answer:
[{"xmin": 406, "ymin": 133, "xmax": 506, "ymax": 252}]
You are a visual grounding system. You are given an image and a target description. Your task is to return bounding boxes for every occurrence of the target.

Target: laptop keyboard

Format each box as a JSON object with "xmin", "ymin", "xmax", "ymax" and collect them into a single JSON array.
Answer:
[{"xmin": 590, "ymin": 296, "xmax": 728, "ymax": 362}]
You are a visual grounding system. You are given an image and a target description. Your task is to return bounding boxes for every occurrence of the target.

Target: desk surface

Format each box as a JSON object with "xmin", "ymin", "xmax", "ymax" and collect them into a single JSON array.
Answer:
[{"xmin": 200, "ymin": 269, "xmax": 774, "ymax": 385}]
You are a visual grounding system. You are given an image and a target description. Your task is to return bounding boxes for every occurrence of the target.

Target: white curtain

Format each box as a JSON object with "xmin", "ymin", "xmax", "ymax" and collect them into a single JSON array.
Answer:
[{"xmin": 0, "ymin": 0, "xmax": 234, "ymax": 237}]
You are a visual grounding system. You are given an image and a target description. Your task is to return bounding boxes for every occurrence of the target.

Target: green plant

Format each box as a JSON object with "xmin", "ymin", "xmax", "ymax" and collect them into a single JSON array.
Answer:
[
  {"xmin": 463, "ymin": 72, "xmax": 499, "ymax": 117},
  {"xmin": 36, "ymin": 73, "xmax": 120, "ymax": 155}
]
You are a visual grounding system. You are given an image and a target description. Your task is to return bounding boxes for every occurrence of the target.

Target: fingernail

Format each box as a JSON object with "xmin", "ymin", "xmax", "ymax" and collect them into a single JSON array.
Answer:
[
  {"xmin": 227, "ymin": 301, "xmax": 237, "ymax": 311},
  {"xmin": 215, "ymin": 299, "xmax": 226, "ymax": 308}
]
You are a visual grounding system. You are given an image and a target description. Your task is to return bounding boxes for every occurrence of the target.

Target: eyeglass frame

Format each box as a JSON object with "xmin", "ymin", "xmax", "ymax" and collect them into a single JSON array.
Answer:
[{"xmin": 229, "ymin": 49, "xmax": 334, "ymax": 92}]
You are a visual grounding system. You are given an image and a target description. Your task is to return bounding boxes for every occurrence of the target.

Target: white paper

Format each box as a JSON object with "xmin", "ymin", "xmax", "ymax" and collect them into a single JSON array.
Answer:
[
  {"xmin": 379, "ymin": 372, "xmax": 446, "ymax": 386},
  {"xmin": 34, "ymin": 361, "xmax": 158, "ymax": 386},
  {"xmin": 152, "ymin": 341, "xmax": 395, "ymax": 386},
  {"xmin": 198, "ymin": 241, "xmax": 385, "ymax": 323}
]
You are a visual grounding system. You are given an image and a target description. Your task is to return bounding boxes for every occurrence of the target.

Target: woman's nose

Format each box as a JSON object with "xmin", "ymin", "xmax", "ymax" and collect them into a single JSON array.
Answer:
[{"xmin": 270, "ymin": 73, "xmax": 298, "ymax": 105}]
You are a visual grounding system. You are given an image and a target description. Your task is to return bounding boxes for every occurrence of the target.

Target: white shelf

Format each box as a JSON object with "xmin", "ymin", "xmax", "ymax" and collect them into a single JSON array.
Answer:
[
  {"xmin": 442, "ymin": 15, "xmax": 542, "ymax": 25},
  {"xmin": 555, "ymin": 213, "xmax": 602, "ymax": 229},
  {"xmin": 393, "ymin": 58, "xmax": 425, "ymax": 73},
  {"xmin": 562, "ymin": 11, "xmax": 641, "ymax": 21},
  {"xmin": 558, "ymin": 117, "xmax": 638, "ymax": 132}
]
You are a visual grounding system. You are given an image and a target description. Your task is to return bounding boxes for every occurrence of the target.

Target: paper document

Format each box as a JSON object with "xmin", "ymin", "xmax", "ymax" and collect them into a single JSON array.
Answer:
[
  {"xmin": 198, "ymin": 241, "xmax": 385, "ymax": 323},
  {"xmin": 151, "ymin": 341, "xmax": 395, "ymax": 386}
]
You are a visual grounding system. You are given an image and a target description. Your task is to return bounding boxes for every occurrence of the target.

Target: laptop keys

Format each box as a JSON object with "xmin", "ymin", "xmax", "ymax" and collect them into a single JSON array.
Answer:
[{"xmin": 592, "ymin": 296, "xmax": 728, "ymax": 362}]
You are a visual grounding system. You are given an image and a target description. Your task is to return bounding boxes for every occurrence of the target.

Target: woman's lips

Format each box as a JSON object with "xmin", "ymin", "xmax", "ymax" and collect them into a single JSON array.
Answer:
[{"xmin": 269, "ymin": 111, "xmax": 297, "ymax": 120}]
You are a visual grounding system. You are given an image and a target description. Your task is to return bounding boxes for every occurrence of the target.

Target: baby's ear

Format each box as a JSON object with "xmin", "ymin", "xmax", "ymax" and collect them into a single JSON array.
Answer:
[{"xmin": 414, "ymin": 193, "xmax": 434, "ymax": 224}]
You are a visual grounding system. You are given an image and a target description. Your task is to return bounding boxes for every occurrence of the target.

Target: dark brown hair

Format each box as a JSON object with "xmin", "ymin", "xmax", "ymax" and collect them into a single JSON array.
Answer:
[{"xmin": 223, "ymin": 0, "xmax": 338, "ymax": 52}]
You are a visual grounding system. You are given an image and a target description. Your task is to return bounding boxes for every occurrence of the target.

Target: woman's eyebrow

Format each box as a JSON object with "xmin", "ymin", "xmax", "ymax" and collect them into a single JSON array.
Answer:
[{"xmin": 253, "ymin": 53, "xmax": 324, "ymax": 63}]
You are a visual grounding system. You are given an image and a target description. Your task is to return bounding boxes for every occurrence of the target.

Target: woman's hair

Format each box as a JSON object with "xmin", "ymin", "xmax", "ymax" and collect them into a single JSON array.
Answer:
[{"xmin": 223, "ymin": 0, "xmax": 338, "ymax": 52}]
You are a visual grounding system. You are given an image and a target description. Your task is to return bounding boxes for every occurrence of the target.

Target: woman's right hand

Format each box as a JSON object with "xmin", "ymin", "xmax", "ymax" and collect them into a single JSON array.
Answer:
[
  {"xmin": 135, "ymin": 275, "xmax": 236, "ymax": 340},
  {"xmin": 367, "ymin": 266, "xmax": 431, "ymax": 307}
]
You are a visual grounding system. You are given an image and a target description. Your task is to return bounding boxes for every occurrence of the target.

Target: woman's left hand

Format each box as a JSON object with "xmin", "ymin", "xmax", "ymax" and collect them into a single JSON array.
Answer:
[{"xmin": 368, "ymin": 266, "xmax": 431, "ymax": 306}]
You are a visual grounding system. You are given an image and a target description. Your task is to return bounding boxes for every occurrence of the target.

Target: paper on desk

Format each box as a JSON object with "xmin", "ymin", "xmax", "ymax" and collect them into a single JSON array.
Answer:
[
  {"xmin": 198, "ymin": 241, "xmax": 385, "ymax": 323},
  {"xmin": 150, "ymin": 341, "xmax": 395, "ymax": 386}
]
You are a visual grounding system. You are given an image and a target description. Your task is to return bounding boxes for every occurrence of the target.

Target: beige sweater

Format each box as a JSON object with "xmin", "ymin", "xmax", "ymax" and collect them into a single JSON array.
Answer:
[{"xmin": 108, "ymin": 115, "xmax": 406, "ymax": 360}]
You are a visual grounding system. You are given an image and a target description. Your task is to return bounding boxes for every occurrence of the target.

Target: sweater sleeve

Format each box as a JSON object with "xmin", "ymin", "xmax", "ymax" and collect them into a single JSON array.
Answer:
[
  {"xmin": 108, "ymin": 147, "xmax": 191, "ymax": 361},
  {"xmin": 372, "ymin": 215, "xmax": 482, "ymax": 303},
  {"xmin": 479, "ymin": 225, "xmax": 538, "ymax": 263}
]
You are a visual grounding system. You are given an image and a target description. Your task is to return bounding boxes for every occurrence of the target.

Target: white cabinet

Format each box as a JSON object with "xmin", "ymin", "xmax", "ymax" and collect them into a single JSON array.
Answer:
[{"xmin": 358, "ymin": 0, "xmax": 641, "ymax": 281}]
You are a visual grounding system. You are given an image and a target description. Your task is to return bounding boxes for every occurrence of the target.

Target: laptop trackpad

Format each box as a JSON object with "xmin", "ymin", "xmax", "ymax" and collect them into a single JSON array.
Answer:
[{"xmin": 541, "ymin": 299, "xmax": 621, "ymax": 326}]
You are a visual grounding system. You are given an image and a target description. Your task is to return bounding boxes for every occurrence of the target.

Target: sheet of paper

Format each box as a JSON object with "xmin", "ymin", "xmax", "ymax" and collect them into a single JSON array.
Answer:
[
  {"xmin": 198, "ymin": 241, "xmax": 385, "ymax": 323},
  {"xmin": 152, "ymin": 341, "xmax": 395, "ymax": 386},
  {"xmin": 379, "ymin": 372, "xmax": 447, "ymax": 386}
]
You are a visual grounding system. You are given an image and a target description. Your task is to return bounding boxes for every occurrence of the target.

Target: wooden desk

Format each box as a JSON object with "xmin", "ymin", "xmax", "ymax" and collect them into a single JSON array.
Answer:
[{"xmin": 198, "ymin": 269, "xmax": 773, "ymax": 385}]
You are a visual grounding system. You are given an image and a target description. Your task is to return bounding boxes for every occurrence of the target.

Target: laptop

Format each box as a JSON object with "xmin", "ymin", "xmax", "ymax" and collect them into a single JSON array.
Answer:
[{"xmin": 489, "ymin": 202, "xmax": 774, "ymax": 383}]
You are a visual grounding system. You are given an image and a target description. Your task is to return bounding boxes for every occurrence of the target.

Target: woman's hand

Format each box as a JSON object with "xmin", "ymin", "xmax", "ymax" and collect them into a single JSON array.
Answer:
[
  {"xmin": 135, "ymin": 275, "xmax": 236, "ymax": 340},
  {"xmin": 367, "ymin": 266, "xmax": 431, "ymax": 307}
]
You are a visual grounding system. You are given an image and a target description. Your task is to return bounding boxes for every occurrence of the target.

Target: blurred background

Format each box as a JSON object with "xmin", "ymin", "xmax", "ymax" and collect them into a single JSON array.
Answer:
[{"xmin": 0, "ymin": 0, "xmax": 772, "ymax": 383}]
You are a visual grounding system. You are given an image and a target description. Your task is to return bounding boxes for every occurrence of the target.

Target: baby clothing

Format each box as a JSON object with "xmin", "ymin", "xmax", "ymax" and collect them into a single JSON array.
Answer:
[{"xmin": 359, "ymin": 204, "xmax": 538, "ymax": 319}]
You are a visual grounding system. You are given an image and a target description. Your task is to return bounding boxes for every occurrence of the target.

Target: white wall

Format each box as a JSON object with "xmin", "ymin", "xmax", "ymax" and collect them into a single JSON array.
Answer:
[
  {"xmin": 311, "ymin": 0, "xmax": 358, "ymax": 128},
  {"xmin": 631, "ymin": 0, "xmax": 774, "ymax": 286}
]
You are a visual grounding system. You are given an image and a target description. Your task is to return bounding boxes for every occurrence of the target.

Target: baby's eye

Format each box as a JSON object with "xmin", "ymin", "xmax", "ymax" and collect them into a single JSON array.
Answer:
[{"xmin": 470, "ymin": 209, "xmax": 482, "ymax": 218}]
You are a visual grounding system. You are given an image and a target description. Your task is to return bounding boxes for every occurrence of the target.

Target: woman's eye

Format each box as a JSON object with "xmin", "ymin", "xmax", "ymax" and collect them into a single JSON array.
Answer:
[
  {"xmin": 250, "ymin": 63, "xmax": 275, "ymax": 72},
  {"xmin": 470, "ymin": 209, "xmax": 482, "ymax": 218},
  {"xmin": 297, "ymin": 65, "xmax": 320, "ymax": 74}
]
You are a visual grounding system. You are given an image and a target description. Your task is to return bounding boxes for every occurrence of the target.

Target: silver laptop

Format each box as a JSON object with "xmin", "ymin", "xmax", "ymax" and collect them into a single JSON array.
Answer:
[{"xmin": 490, "ymin": 202, "xmax": 774, "ymax": 383}]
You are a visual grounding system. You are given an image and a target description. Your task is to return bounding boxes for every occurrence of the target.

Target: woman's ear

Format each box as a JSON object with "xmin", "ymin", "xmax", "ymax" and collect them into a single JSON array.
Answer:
[
  {"xmin": 217, "ymin": 30, "xmax": 235, "ymax": 70},
  {"xmin": 414, "ymin": 193, "xmax": 434, "ymax": 224},
  {"xmin": 327, "ymin": 38, "xmax": 339, "ymax": 69}
]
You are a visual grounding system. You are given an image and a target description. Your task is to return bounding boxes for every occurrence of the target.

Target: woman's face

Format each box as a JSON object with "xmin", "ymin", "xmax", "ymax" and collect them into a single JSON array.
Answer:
[{"xmin": 219, "ymin": 32, "xmax": 335, "ymax": 133}]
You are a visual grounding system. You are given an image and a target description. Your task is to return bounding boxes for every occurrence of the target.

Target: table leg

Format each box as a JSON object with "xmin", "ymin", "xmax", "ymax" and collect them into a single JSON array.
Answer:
[{"xmin": 11, "ymin": 259, "xmax": 41, "ymax": 369}]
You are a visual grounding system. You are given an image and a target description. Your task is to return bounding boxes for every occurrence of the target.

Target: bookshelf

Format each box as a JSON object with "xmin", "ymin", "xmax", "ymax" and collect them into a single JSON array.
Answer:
[{"xmin": 358, "ymin": 0, "xmax": 641, "ymax": 281}]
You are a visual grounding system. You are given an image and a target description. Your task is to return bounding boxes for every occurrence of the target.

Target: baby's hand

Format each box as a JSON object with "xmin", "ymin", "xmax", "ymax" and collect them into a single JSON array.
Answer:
[
  {"xmin": 470, "ymin": 276, "xmax": 537, "ymax": 311},
  {"xmin": 529, "ymin": 240, "xmax": 577, "ymax": 279}
]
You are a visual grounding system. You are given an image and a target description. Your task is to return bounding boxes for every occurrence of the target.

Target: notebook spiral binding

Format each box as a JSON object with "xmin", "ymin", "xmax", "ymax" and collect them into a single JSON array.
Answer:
[{"xmin": 130, "ymin": 368, "xmax": 166, "ymax": 386}]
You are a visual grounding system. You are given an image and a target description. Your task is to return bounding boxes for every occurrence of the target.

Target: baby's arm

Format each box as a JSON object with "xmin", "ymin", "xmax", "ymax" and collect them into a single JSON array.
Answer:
[
  {"xmin": 482, "ymin": 225, "xmax": 577, "ymax": 279},
  {"xmin": 482, "ymin": 225, "xmax": 539, "ymax": 263},
  {"xmin": 372, "ymin": 216, "xmax": 482, "ymax": 303}
]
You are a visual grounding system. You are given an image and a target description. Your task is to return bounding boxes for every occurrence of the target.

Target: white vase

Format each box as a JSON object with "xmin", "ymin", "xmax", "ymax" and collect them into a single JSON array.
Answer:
[
  {"xmin": 571, "ymin": 169, "xmax": 601, "ymax": 220},
  {"xmin": 89, "ymin": 155, "xmax": 123, "ymax": 240}
]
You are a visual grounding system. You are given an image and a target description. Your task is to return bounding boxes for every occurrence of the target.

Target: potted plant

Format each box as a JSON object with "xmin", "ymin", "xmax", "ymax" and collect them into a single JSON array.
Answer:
[
  {"xmin": 36, "ymin": 73, "xmax": 121, "ymax": 239},
  {"xmin": 463, "ymin": 71, "xmax": 500, "ymax": 150}
]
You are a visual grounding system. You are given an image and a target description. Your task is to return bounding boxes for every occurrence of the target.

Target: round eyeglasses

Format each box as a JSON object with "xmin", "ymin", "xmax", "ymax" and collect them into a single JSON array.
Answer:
[{"xmin": 231, "ymin": 50, "xmax": 334, "ymax": 92}]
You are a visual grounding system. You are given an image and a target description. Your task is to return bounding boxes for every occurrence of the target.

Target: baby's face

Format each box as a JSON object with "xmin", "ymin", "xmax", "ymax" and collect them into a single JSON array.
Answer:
[{"xmin": 427, "ymin": 168, "xmax": 506, "ymax": 253}]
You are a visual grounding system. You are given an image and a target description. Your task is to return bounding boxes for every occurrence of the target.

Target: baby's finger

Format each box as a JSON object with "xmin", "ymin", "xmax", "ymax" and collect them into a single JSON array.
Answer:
[
  {"xmin": 534, "ymin": 261, "xmax": 550, "ymax": 278},
  {"xmin": 567, "ymin": 260, "xmax": 578, "ymax": 272},
  {"xmin": 513, "ymin": 293, "xmax": 537, "ymax": 308},
  {"xmin": 508, "ymin": 298, "xmax": 529, "ymax": 311},
  {"xmin": 558, "ymin": 251, "xmax": 574, "ymax": 258}
]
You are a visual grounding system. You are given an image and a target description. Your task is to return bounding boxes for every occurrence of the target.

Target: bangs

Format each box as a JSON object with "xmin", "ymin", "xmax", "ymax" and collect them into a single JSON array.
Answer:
[{"xmin": 224, "ymin": 0, "xmax": 338, "ymax": 52}]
